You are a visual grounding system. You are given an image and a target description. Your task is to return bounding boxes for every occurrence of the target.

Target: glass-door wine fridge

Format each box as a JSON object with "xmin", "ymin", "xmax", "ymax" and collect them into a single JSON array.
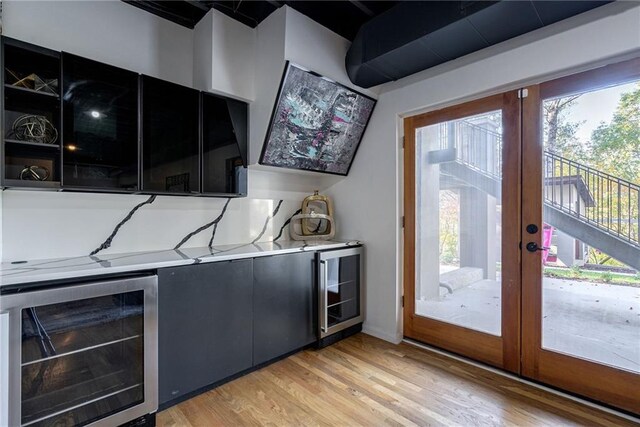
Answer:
[
  {"xmin": 0, "ymin": 275, "xmax": 158, "ymax": 427},
  {"xmin": 317, "ymin": 247, "xmax": 364, "ymax": 344}
]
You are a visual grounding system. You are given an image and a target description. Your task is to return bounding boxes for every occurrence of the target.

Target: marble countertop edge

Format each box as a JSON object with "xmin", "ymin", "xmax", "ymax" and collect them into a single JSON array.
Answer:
[{"xmin": 0, "ymin": 240, "xmax": 362, "ymax": 287}]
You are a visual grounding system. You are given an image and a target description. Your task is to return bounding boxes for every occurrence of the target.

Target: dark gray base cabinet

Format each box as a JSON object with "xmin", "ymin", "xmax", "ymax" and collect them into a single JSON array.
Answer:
[
  {"xmin": 253, "ymin": 252, "xmax": 317, "ymax": 366},
  {"xmin": 158, "ymin": 259, "xmax": 253, "ymax": 405},
  {"xmin": 158, "ymin": 252, "xmax": 318, "ymax": 407}
]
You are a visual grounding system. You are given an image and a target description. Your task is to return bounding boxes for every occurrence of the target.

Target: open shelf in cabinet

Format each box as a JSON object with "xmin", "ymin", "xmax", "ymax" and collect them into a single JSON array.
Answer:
[{"xmin": 2, "ymin": 37, "xmax": 61, "ymax": 188}]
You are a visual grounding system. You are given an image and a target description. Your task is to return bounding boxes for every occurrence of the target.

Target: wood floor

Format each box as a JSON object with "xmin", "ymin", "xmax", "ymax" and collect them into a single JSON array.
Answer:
[{"xmin": 157, "ymin": 334, "xmax": 638, "ymax": 427}]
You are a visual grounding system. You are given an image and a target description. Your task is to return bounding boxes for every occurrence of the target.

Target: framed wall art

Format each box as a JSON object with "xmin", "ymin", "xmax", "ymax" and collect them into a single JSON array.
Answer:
[{"xmin": 260, "ymin": 62, "xmax": 376, "ymax": 176}]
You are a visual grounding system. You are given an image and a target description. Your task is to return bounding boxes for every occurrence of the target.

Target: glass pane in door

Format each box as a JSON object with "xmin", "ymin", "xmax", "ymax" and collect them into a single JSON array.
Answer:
[
  {"xmin": 21, "ymin": 291, "xmax": 145, "ymax": 426},
  {"xmin": 415, "ymin": 111, "xmax": 503, "ymax": 336},
  {"xmin": 326, "ymin": 254, "xmax": 360, "ymax": 328},
  {"xmin": 542, "ymin": 80, "xmax": 640, "ymax": 373}
]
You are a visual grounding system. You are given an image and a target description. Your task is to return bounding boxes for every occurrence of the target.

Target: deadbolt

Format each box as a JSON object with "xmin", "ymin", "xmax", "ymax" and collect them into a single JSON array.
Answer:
[{"xmin": 526, "ymin": 224, "xmax": 539, "ymax": 234}]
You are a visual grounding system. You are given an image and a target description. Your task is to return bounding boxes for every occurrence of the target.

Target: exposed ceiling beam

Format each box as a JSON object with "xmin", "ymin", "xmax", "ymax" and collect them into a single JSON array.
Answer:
[
  {"xmin": 349, "ymin": 0, "xmax": 374, "ymax": 17},
  {"xmin": 210, "ymin": 1, "xmax": 262, "ymax": 27},
  {"xmin": 123, "ymin": 0, "xmax": 203, "ymax": 28},
  {"xmin": 265, "ymin": 0, "xmax": 281, "ymax": 8},
  {"xmin": 185, "ymin": 0, "xmax": 209, "ymax": 11}
]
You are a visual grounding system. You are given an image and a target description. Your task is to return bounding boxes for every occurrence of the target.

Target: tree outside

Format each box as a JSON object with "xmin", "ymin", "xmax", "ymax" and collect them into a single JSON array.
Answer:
[{"xmin": 543, "ymin": 82, "xmax": 639, "ymax": 276}]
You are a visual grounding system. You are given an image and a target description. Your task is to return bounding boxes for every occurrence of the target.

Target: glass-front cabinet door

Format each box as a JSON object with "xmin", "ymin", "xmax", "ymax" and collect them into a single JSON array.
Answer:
[
  {"xmin": 202, "ymin": 93, "xmax": 248, "ymax": 196},
  {"xmin": 21, "ymin": 291, "xmax": 144, "ymax": 426},
  {"xmin": 62, "ymin": 53, "xmax": 139, "ymax": 190},
  {"xmin": 0, "ymin": 276, "xmax": 158, "ymax": 427},
  {"xmin": 319, "ymin": 247, "xmax": 363, "ymax": 338},
  {"xmin": 141, "ymin": 76, "xmax": 199, "ymax": 194},
  {"xmin": 3, "ymin": 39, "xmax": 61, "ymax": 188}
]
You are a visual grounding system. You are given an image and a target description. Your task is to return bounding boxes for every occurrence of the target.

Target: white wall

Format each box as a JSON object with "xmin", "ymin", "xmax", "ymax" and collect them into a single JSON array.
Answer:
[
  {"xmin": 193, "ymin": 9, "xmax": 214, "ymax": 92},
  {"xmin": 284, "ymin": 8, "xmax": 376, "ymax": 98},
  {"xmin": 3, "ymin": 0, "xmax": 194, "ymax": 86},
  {"xmin": 0, "ymin": 1, "xmax": 371, "ymax": 261},
  {"xmin": 193, "ymin": 9, "xmax": 256, "ymax": 101},
  {"xmin": 249, "ymin": 7, "xmax": 287, "ymax": 166},
  {"xmin": 211, "ymin": 11, "xmax": 256, "ymax": 101},
  {"xmin": 249, "ymin": 6, "xmax": 378, "ymax": 165},
  {"xmin": 327, "ymin": 1, "xmax": 640, "ymax": 343}
]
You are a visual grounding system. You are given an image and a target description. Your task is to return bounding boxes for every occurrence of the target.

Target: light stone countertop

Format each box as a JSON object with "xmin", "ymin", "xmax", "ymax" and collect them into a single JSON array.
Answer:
[{"xmin": 0, "ymin": 240, "xmax": 362, "ymax": 288}]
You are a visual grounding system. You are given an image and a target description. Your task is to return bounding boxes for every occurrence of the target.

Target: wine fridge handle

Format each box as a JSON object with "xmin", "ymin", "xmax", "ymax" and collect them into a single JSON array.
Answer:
[
  {"xmin": 319, "ymin": 260, "xmax": 327, "ymax": 334},
  {"xmin": 0, "ymin": 312, "xmax": 9, "ymax": 427}
]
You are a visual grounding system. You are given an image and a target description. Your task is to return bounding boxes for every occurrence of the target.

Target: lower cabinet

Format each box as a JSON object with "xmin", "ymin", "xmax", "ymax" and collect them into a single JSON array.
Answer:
[
  {"xmin": 158, "ymin": 252, "xmax": 318, "ymax": 407},
  {"xmin": 253, "ymin": 252, "xmax": 317, "ymax": 366},
  {"xmin": 158, "ymin": 259, "xmax": 253, "ymax": 405}
]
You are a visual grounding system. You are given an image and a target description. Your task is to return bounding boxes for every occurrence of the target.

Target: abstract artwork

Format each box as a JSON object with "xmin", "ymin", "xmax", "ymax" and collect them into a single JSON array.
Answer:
[{"xmin": 260, "ymin": 62, "xmax": 376, "ymax": 175}]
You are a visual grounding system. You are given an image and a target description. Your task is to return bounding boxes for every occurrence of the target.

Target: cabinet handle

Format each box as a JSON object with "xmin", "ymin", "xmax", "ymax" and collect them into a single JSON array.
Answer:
[{"xmin": 320, "ymin": 260, "xmax": 328, "ymax": 336}]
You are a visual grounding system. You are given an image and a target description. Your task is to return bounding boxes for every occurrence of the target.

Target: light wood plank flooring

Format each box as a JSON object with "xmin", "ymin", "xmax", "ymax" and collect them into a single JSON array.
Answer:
[{"xmin": 157, "ymin": 334, "xmax": 638, "ymax": 426}]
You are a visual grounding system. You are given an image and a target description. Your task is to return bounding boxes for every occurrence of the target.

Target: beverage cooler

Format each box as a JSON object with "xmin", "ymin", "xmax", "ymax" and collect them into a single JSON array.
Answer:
[
  {"xmin": 317, "ymin": 246, "xmax": 364, "ymax": 347},
  {"xmin": 0, "ymin": 275, "xmax": 158, "ymax": 427}
]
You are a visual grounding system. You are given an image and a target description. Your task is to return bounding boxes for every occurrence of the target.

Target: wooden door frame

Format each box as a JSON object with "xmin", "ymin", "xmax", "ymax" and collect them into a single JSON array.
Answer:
[
  {"xmin": 403, "ymin": 91, "xmax": 521, "ymax": 372},
  {"xmin": 521, "ymin": 57, "xmax": 640, "ymax": 415}
]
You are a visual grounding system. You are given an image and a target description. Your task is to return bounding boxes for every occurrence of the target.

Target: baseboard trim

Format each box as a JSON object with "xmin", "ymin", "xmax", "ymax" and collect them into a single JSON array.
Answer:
[
  {"xmin": 403, "ymin": 338, "xmax": 640, "ymax": 424},
  {"xmin": 362, "ymin": 324, "xmax": 402, "ymax": 344}
]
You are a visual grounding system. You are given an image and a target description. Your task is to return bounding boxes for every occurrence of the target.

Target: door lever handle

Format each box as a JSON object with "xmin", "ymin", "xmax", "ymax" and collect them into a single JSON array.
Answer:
[{"xmin": 526, "ymin": 242, "xmax": 550, "ymax": 253}]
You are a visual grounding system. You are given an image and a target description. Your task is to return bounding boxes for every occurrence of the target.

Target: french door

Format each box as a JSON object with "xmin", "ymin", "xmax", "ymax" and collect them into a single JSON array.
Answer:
[
  {"xmin": 403, "ymin": 92, "xmax": 522, "ymax": 371},
  {"xmin": 521, "ymin": 59, "xmax": 640, "ymax": 414},
  {"xmin": 404, "ymin": 57, "xmax": 640, "ymax": 414}
]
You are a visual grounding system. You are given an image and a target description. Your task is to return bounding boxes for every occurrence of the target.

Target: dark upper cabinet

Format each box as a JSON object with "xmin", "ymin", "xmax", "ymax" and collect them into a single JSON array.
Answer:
[
  {"xmin": 3, "ymin": 37, "xmax": 250, "ymax": 196},
  {"xmin": 2, "ymin": 37, "xmax": 61, "ymax": 188},
  {"xmin": 158, "ymin": 260, "xmax": 254, "ymax": 406},
  {"xmin": 253, "ymin": 252, "xmax": 317, "ymax": 366},
  {"xmin": 202, "ymin": 93, "xmax": 248, "ymax": 196},
  {"xmin": 62, "ymin": 53, "xmax": 139, "ymax": 190},
  {"xmin": 142, "ymin": 76, "xmax": 199, "ymax": 194}
]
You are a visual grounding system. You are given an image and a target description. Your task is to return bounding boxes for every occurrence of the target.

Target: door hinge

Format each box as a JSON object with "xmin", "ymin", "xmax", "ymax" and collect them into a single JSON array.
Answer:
[
  {"xmin": 401, "ymin": 216, "xmax": 405, "ymax": 228},
  {"xmin": 401, "ymin": 136, "xmax": 405, "ymax": 149},
  {"xmin": 402, "ymin": 295, "xmax": 405, "ymax": 307},
  {"xmin": 518, "ymin": 88, "xmax": 529, "ymax": 99}
]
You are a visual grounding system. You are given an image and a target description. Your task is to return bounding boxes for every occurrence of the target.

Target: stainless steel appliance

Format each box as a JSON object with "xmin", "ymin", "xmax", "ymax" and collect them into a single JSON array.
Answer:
[
  {"xmin": 0, "ymin": 275, "xmax": 158, "ymax": 427},
  {"xmin": 317, "ymin": 247, "xmax": 364, "ymax": 345}
]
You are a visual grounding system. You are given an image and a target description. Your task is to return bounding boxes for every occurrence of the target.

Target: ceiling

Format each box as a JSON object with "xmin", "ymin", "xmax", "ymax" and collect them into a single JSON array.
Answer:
[{"xmin": 123, "ymin": 0, "xmax": 398, "ymax": 41}]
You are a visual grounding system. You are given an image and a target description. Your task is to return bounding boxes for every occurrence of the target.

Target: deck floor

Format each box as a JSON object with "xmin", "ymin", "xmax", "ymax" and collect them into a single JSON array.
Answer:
[{"xmin": 157, "ymin": 334, "xmax": 637, "ymax": 426}]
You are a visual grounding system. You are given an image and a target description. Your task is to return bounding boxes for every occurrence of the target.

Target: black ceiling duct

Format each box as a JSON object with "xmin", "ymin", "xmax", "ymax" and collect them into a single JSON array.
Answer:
[{"xmin": 346, "ymin": 1, "xmax": 612, "ymax": 88}]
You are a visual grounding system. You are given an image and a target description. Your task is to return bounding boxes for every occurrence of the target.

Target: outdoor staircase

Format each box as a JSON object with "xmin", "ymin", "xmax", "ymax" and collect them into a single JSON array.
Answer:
[{"xmin": 433, "ymin": 120, "xmax": 640, "ymax": 270}]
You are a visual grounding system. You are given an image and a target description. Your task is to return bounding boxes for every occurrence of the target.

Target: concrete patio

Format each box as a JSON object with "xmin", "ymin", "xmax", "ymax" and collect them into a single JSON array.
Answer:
[{"xmin": 416, "ymin": 277, "xmax": 640, "ymax": 373}]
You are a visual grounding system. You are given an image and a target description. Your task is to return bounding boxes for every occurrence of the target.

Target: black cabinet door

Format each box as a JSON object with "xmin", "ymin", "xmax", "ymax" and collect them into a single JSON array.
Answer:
[
  {"xmin": 158, "ymin": 260, "xmax": 253, "ymax": 405},
  {"xmin": 202, "ymin": 93, "xmax": 248, "ymax": 196},
  {"xmin": 253, "ymin": 252, "xmax": 316, "ymax": 366},
  {"xmin": 142, "ymin": 76, "xmax": 199, "ymax": 193},
  {"xmin": 62, "ymin": 53, "xmax": 138, "ymax": 190}
]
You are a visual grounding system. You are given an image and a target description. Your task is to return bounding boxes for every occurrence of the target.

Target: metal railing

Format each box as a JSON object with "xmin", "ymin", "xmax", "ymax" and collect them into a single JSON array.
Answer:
[
  {"xmin": 438, "ymin": 120, "xmax": 502, "ymax": 180},
  {"xmin": 544, "ymin": 151, "xmax": 640, "ymax": 248},
  {"xmin": 439, "ymin": 119, "xmax": 640, "ymax": 248}
]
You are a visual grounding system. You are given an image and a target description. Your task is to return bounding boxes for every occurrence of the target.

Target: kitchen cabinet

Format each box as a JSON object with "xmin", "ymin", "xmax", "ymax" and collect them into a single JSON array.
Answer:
[
  {"xmin": 253, "ymin": 252, "xmax": 317, "ymax": 366},
  {"xmin": 62, "ymin": 53, "xmax": 139, "ymax": 190},
  {"xmin": 2, "ymin": 36, "xmax": 251, "ymax": 197},
  {"xmin": 141, "ymin": 75, "xmax": 200, "ymax": 194},
  {"xmin": 158, "ymin": 259, "xmax": 253, "ymax": 406},
  {"xmin": 202, "ymin": 92, "xmax": 248, "ymax": 196},
  {"xmin": 2, "ymin": 37, "xmax": 61, "ymax": 189}
]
